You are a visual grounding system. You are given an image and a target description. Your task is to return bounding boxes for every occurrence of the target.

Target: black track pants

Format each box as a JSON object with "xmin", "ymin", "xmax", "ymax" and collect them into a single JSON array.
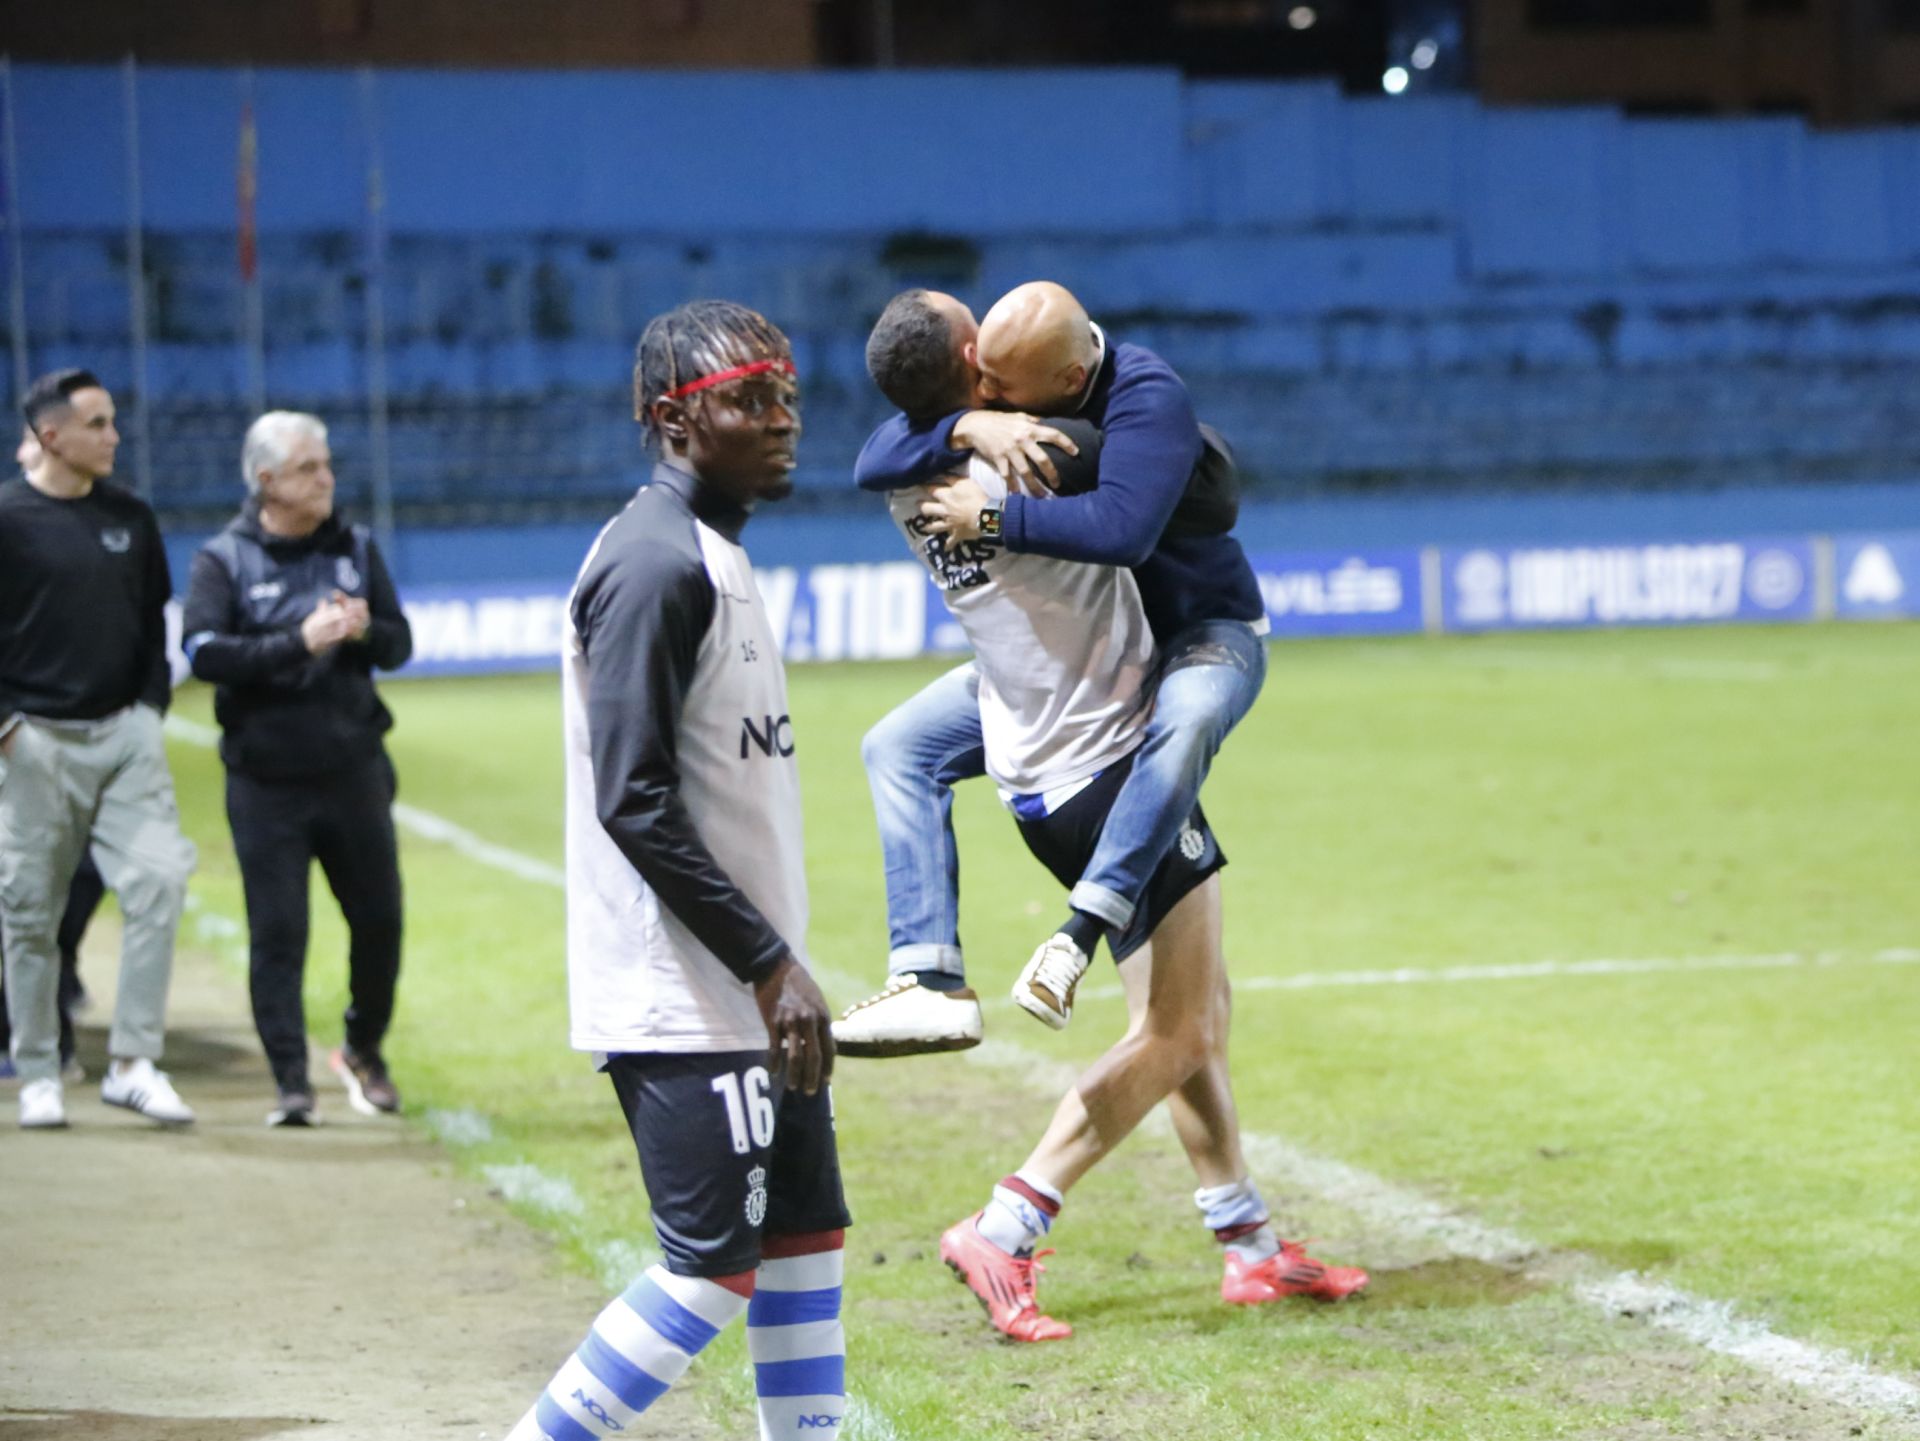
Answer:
[{"xmin": 226, "ymin": 756, "xmax": 403, "ymax": 1092}]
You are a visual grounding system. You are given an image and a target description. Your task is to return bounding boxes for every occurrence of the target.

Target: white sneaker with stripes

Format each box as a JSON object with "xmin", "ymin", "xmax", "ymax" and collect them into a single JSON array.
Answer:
[{"xmin": 101, "ymin": 1058, "xmax": 195, "ymax": 1125}]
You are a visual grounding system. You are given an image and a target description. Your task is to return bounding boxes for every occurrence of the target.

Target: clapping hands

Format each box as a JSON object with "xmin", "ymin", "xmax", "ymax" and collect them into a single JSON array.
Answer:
[{"xmin": 300, "ymin": 589, "xmax": 372, "ymax": 655}]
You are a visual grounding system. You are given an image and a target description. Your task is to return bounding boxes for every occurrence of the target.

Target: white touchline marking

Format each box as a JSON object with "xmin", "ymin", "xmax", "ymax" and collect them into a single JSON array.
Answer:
[
  {"xmin": 388, "ymin": 801, "xmax": 569, "ymax": 888},
  {"xmin": 1357, "ymin": 646, "xmax": 1788, "ymax": 682},
  {"xmin": 1578, "ymin": 1274, "xmax": 1920, "ymax": 1418},
  {"xmin": 1076, "ymin": 948, "xmax": 1920, "ymax": 1002},
  {"xmin": 164, "ymin": 719, "xmax": 1920, "ymax": 1427},
  {"xmin": 167, "ymin": 715, "xmax": 568, "ymax": 888},
  {"xmin": 481, "ymin": 1162, "xmax": 586, "ymax": 1218},
  {"xmin": 425, "ymin": 1107, "xmax": 495, "ymax": 1147},
  {"xmin": 164, "ymin": 714, "xmax": 222, "ymax": 747}
]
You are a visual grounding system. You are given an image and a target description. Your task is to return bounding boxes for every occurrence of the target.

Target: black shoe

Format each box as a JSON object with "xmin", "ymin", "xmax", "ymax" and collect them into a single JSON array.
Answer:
[
  {"xmin": 267, "ymin": 1090, "xmax": 319, "ymax": 1127},
  {"xmin": 331, "ymin": 1046, "xmax": 400, "ymax": 1115}
]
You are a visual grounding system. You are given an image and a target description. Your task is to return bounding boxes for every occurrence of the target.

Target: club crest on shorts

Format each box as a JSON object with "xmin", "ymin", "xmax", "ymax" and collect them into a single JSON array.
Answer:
[
  {"xmin": 745, "ymin": 1164, "xmax": 768, "ymax": 1226},
  {"xmin": 336, "ymin": 556, "xmax": 362, "ymax": 591},
  {"xmin": 100, "ymin": 527, "xmax": 132, "ymax": 554},
  {"xmin": 1178, "ymin": 825, "xmax": 1206, "ymax": 862}
]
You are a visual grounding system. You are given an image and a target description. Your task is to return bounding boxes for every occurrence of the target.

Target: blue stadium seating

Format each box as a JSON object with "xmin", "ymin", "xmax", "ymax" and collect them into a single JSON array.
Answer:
[{"xmin": 5, "ymin": 65, "xmax": 1920, "ymax": 518}]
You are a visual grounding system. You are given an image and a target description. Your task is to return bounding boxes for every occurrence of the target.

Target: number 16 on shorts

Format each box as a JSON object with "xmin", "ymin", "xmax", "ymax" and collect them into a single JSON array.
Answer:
[{"xmin": 711, "ymin": 1065, "xmax": 774, "ymax": 1154}]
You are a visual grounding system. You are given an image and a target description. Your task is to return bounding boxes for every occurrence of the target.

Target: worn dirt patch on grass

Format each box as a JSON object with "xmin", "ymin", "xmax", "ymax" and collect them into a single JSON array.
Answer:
[{"xmin": 0, "ymin": 934, "xmax": 721, "ymax": 1441}]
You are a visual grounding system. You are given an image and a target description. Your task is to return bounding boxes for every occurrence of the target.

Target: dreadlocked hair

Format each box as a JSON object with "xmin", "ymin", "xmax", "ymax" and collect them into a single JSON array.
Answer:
[{"xmin": 634, "ymin": 300, "xmax": 794, "ymax": 444}]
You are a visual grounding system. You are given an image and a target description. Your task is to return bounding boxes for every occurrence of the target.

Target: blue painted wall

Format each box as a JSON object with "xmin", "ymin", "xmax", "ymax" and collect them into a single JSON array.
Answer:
[
  {"xmin": 11, "ymin": 65, "xmax": 1186, "ymax": 235},
  {"xmin": 12, "ymin": 65, "xmax": 1920, "ymax": 271}
]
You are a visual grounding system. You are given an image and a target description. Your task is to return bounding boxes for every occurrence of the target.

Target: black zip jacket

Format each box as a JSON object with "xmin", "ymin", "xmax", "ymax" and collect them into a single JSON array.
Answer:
[{"xmin": 182, "ymin": 506, "xmax": 411, "ymax": 780}]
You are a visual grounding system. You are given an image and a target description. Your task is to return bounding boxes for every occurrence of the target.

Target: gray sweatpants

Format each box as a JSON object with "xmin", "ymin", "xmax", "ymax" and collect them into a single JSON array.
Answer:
[{"xmin": 0, "ymin": 706, "xmax": 197, "ymax": 1083}]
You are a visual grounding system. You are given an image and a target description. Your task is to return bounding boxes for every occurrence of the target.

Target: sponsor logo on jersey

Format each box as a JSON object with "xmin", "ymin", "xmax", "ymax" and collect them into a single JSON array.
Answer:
[
  {"xmin": 99, "ymin": 527, "xmax": 132, "ymax": 554},
  {"xmin": 740, "ymin": 713, "xmax": 795, "ymax": 759},
  {"xmin": 908, "ymin": 515, "xmax": 999, "ymax": 592},
  {"xmin": 744, "ymin": 1164, "xmax": 768, "ymax": 1226},
  {"xmin": 248, "ymin": 581, "xmax": 285, "ymax": 601}
]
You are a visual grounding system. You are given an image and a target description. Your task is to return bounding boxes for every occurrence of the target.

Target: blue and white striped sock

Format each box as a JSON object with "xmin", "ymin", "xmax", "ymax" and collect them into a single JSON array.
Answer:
[
  {"xmin": 748, "ymin": 1232, "xmax": 847, "ymax": 1441},
  {"xmin": 507, "ymin": 1264, "xmax": 749, "ymax": 1441}
]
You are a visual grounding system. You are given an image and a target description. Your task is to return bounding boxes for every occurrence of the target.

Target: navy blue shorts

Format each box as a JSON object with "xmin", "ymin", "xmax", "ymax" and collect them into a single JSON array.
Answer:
[
  {"xmin": 1013, "ymin": 752, "xmax": 1225, "ymax": 961},
  {"xmin": 605, "ymin": 1049, "xmax": 851, "ymax": 1278}
]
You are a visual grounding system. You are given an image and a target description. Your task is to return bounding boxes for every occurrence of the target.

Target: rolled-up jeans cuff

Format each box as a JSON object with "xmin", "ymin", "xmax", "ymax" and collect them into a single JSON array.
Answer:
[
  {"xmin": 1069, "ymin": 882, "xmax": 1133, "ymax": 931},
  {"xmin": 887, "ymin": 943, "xmax": 965, "ymax": 980}
]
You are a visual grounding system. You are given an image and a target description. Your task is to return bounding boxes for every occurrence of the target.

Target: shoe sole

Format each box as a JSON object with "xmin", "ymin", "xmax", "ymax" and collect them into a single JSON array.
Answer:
[
  {"xmin": 101, "ymin": 1095, "xmax": 194, "ymax": 1125},
  {"xmin": 940, "ymin": 1242, "xmax": 1071, "ymax": 1343},
  {"xmin": 833, "ymin": 1033, "xmax": 983, "ymax": 1059},
  {"xmin": 19, "ymin": 1116, "xmax": 69, "ymax": 1129},
  {"xmin": 1010, "ymin": 986, "xmax": 1071, "ymax": 1031},
  {"xmin": 1224, "ymin": 1273, "xmax": 1371, "ymax": 1304},
  {"xmin": 942, "ymin": 1249, "xmax": 1005, "ymax": 1331},
  {"xmin": 330, "ymin": 1052, "xmax": 397, "ymax": 1116},
  {"xmin": 267, "ymin": 1109, "xmax": 320, "ymax": 1127}
]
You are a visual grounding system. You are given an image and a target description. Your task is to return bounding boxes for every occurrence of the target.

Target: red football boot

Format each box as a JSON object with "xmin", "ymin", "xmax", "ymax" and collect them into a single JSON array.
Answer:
[
  {"xmin": 939, "ymin": 1213, "xmax": 1073, "ymax": 1342},
  {"xmin": 1222, "ymin": 1240, "xmax": 1370, "ymax": 1304}
]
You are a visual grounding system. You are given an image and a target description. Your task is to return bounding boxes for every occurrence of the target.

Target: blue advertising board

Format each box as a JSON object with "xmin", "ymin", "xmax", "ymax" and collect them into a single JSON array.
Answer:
[
  {"xmin": 1439, "ymin": 537, "xmax": 1816, "ymax": 632},
  {"xmin": 399, "ymin": 564, "xmax": 956, "ymax": 678},
  {"xmin": 1833, "ymin": 532, "xmax": 1920, "ymax": 619},
  {"xmin": 1248, "ymin": 548, "xmax": 1425, "ymax": 638},
  {"xmin": 397, "ymin": 548, "xmax": 1433, "ymax": 678},
  {"xmin": 393, "ymin": 534, "xmax": 1878, "ymax": 678}
]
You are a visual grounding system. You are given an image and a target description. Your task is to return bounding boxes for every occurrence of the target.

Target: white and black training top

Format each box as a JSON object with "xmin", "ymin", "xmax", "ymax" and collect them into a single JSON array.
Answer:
[
  {"xmin": 888, "ymin": 455, "xmax": 1155, "ymax": 796},
  {"xmin": 563, "ymin": 462, "xmax": 808, "ymax": 1055}
]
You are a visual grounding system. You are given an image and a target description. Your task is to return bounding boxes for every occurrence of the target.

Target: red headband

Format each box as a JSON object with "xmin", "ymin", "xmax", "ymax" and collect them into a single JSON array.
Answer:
[{"xmin": 664, "ymin": 357, "xmax": 796, "ymax": 400}]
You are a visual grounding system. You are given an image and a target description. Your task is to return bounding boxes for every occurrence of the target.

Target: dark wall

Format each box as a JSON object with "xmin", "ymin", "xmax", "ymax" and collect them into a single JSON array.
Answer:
[{"xmin": 4, "ymin": 0, "xmax": 817, "ymax": 68}]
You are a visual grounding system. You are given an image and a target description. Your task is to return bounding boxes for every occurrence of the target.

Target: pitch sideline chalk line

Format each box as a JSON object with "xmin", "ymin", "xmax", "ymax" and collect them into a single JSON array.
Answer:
[
  {"xmin": 1355, "ymin": 645, "xmax": 1789, "ymax": 683},
  {"xmin": 162, "ymin": 714, "xmax": 1920, "ymax": 1427},
  {"xmin": 1078, "ymin": 947, "xmax": 1920, "ymax": 1002}
]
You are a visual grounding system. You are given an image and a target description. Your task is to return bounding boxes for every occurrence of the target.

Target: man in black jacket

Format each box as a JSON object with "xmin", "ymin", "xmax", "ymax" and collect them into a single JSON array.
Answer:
[{"xmin": 182, "ymin": 411, "xmax": 412, "ymax": 1126}]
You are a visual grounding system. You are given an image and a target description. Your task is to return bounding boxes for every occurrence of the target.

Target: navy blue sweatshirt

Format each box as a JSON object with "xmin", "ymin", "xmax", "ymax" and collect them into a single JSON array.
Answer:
[{"xmin": 853, "ymin": 338, "xmax": 1266, "ymax": 641}]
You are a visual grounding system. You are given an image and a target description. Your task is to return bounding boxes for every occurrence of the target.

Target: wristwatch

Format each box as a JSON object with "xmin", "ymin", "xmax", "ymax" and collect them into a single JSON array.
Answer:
[{"xmin": 978, "ymin": 507, "xmax": 1003, "ymax": 540}]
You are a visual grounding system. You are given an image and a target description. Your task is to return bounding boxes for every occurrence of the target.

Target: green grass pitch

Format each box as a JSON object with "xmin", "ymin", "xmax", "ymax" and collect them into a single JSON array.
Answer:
[{"xmin": 164, "ymin": 622, "xmax": 1920, "ymax": 1439}]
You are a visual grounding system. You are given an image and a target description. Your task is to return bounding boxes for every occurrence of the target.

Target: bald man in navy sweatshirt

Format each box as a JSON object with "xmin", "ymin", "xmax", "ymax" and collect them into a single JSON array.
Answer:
[{"xmin": 833, "ymin": 283, "xmax": 1268, "ymax": 1053}]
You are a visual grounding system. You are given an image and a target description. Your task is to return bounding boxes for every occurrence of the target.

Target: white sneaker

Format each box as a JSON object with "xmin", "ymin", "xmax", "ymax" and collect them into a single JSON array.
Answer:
[
  {"xmin": 832, "ymin": 975, "xmax": 984, "ymax": 1058},
  {"xmin": 101, "ymin": 1058, "xmax": 195, "ymax": 1125},
  {"xmin": 1012, "ymin": 934, "xmax": 1091, "ymax": 1031},
  {"xmin": 19, "ymin": 1077, "xmax": 67, "ymax": 1129}
]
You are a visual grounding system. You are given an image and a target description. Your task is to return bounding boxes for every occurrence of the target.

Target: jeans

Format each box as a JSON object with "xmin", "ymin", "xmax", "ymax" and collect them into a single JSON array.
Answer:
[{"xmin": 861, "ymin": 619, "xmax": 1267, "ymax": 980}]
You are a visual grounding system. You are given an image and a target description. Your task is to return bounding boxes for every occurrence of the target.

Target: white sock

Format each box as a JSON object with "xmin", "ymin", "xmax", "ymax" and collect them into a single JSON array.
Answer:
[
  {"xmin": 749, "ymin": 1240, "xmax": 846, "ymax": 1441},
  {"xmin": 976, "ymin": 1170, "xmax": 1063, "ymax": 1256},
  {"xmin": 510, "ymin": 1263, "xmax": 748, "ymax": 1439},
  {"xmin": 1195, "ymin": 1178, "xmax": 1280, "ymax": 1263}
]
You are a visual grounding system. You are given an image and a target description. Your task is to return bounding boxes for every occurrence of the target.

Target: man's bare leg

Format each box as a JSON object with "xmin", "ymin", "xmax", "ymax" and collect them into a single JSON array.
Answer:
[
  {"xmin": 938, "ymin": 878, "xmax": 1221, "ymax": 1341},
  {"xmin": 1018, "ymin": 875, "xmax": 1223, "ymax": 1194}
]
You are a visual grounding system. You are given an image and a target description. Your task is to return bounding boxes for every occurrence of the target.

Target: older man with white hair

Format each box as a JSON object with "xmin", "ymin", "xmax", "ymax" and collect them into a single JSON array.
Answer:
[{"xmin": 182, "ymin": 411, "xmax": 412, "ymax": 1126}]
